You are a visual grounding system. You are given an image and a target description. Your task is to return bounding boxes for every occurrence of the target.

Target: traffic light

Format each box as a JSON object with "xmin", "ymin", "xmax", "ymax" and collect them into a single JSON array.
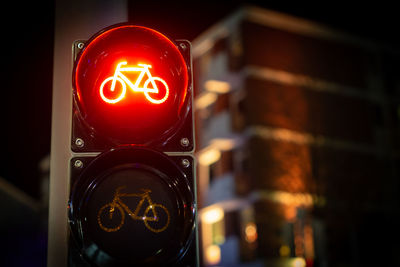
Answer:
[{"xmin": 68, "ymin": 24, "xmax": 197, "ymax": 266}]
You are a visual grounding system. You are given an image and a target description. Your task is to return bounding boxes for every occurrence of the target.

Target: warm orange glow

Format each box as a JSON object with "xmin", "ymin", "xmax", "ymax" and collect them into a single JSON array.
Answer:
[
  {"xmin": 304, "ymin": 224, "xmax": 315, "ymax": 260},
  {"xmin": 202, "ymin": 207, "xmax": 224, "ymax": 224},
  {"xmin": 292, "ymin": 257, "xmax": 306, "ymax": 267},
  {"xmin": 201, "ymin": 206, "xmax": 225, "ymax": 265},
  {"xmin": 198, "ymin": 148, "xmax": 221, "ymax": 166},
  {"xmin": 294, "ymin": 220, "xmax": 304, "ymax": 257},
  {"xmin": 100, "ymin": 61, "xmax": 169, "ymax": 104},
  {"xmin": 195, "ymin": 91, "xmax": 217, "ymax": 109},
  {"xmin": 210, "ymin": 138, "xmax": 237, "ymax": 151},
  {"xmin": 264, "ymin": 190, "xmax": 314, "ymax": 207},
  {"xmin": 283, "ymin": 205, "xmax": 297, "ymax": 221},
  {"xmin": 245, "ymin": 222, "xmax": 258, "ymax": 243},
  {"xmin": 205, "ymin": 80, "xmax": 231, "ymax": 93},
  {"xmin": 205, "ymin": 245, "xmax": 221, "ymax": 265}
]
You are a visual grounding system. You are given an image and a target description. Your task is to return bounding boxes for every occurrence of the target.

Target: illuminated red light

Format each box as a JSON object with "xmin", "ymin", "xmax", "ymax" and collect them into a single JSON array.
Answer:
[
  {"xmin": 73, "ymin": 25, "xmax": 189, "ymax": 144},
  {"xmin": 100, "ymin": 61, "xmax": 169, "ymax": 104}
]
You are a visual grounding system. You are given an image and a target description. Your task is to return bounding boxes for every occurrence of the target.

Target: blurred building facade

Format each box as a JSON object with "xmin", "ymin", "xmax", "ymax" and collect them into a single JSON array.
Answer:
[{"xmin": 193, "ymin": 6, "xmax": 400, "ymax": 267}]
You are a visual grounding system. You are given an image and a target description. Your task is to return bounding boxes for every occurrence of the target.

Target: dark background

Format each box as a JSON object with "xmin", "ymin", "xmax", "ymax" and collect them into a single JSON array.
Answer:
[{"xmin": 0, "ymin": 1, "xmax": 398, "ymax": 266}]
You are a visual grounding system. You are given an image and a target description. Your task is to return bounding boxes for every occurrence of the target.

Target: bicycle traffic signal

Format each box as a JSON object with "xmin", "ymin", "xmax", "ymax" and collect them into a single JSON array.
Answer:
[{"xmin": 68, "ymin": 24, "xmax": 197, "ymax": 266}]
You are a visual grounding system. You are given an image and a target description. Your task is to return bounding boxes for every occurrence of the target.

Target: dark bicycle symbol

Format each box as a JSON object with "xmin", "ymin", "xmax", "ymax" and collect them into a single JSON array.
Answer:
[{"xmin": 97, "ymin": 186, "xmax": 170, "ymax": 233}]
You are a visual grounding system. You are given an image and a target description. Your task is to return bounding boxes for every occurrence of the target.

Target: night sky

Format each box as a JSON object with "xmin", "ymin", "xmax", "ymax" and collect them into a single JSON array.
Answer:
[{"xmin": 1, "ymin": 0, "xmax": 398, "ymax": 198}]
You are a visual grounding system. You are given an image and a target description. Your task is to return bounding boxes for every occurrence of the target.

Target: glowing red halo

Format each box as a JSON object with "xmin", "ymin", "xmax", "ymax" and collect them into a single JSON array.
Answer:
[{"xmin": 73, "ymin": 24, "xmax": 189, "ymax": 145}]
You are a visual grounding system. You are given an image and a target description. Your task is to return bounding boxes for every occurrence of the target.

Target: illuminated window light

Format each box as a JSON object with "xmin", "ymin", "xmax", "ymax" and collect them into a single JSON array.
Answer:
[
  {"xmin": 245, "ymin": 222, "xmax": 257, "ymax": 243},
  {"xmin": 210, "ymin": 138, "xmax": 237, "ymax": 151},
  {"xmin": 205, "ymin": 80, "xmax": 231, "ymax": 94},
  {"xmin": 279, "ymin": 245, "xmax": 291, "ymax": 257},
  {"xmin": 292, "ymin": 257, "xmax": 306, "ymax": 267},
  {"xmin": 100, "ymin": 61, "xmax": 169, "ymax": 104},
  {"xmin": 205, "ymin": 245, "xmax": 221, "ymax": 265},
  {"xmin": 266, "ymin": 190, "xmax": 314, "ymax": 207},
  {"xmin": 198, "ymin": 148, "xmax": 221, "ymax": 166},
  {"xmin": 195, "ymin": 91, "xmax": 217, "ymax": 110},
  {"xmin": 202, "ymin": 207, "xmax": 224, "ymax": 224}
]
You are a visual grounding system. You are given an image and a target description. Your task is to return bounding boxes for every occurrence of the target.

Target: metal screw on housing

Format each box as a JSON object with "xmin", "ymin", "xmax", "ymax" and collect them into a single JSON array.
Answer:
[
  {"xmin": 179, "ymin": 43, "xmax": 187, "ymax": 50},
  {"xmin": 181, "ymin": 159, "xmax": 190, "ymax": 168},
  {"xmin": 77, "ymin": 42, "xmax": 84, "ymax": 49},
  {"xmin": 74, "ymin": 160, "xmax": 83, "ymax": 169},
  {"xmin": 75, "ymin": 138, "xmax": 84, "ymax": 148},
  {"xmin": 180, "ymin": 137, "xmax": 190, "ymax": 147}
]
